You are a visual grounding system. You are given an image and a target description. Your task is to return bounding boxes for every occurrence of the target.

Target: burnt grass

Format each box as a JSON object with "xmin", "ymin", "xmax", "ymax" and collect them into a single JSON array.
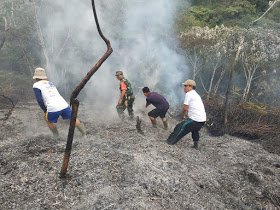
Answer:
[{"xmin": 1, "ymin": 102, "xmax": 280, "ymax": 209}]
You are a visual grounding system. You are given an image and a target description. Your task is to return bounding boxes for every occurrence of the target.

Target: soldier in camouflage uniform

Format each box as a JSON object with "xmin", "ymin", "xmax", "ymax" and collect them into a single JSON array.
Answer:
[{"xmin": 115, "ymin": 70, "xmax": 135, "ymax": 119}]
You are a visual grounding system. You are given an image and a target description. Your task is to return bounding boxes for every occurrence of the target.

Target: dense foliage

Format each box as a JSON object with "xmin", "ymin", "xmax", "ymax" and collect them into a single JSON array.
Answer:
[{"xmin": 178, "ymin": 0, "xmax": 279, "ymax": 31}]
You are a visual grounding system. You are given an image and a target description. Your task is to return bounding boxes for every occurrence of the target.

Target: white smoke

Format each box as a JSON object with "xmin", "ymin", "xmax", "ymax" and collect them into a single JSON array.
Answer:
[{"xmin": 38, "ymin": 0, "xmax": 188, "ymax": 118}]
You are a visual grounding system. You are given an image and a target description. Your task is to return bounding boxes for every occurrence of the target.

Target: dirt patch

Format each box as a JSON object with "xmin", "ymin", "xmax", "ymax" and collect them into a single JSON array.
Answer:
[{"xmin": 1, "ymin": 102, "xmax": 280, "ymax": 209}]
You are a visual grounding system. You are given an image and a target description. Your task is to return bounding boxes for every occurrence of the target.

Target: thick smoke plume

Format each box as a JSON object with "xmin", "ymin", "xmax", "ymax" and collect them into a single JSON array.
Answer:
[{"xmin": 38, "ymin": 0, "xmax": 188, "ymax": 117}]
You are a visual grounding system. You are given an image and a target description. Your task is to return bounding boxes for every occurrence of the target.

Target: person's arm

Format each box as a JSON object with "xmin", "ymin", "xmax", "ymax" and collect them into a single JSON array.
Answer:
[
  {"xmin": 182, "ymin": 104, "xmax": 189, "ymax": 119},
  {"xmin": 118, "ymin": 81, "xmax": 127, "ymax": 105},
  {"xmin": 33, "ymin": 88, "xmax": 47, "ymax": 112},
  {"xmin": 145, "ymin": 98, "xmax": 151, "ymax": 108},
  {"xmin": 182, "ymin": 93, "xmax": 190, "ymax": 119},
  {"xmin": 118, "ymin": 89, "xmax": 126, "ymax": 105}
]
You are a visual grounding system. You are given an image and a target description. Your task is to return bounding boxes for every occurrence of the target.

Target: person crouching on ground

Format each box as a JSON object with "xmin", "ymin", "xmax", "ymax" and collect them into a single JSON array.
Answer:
[
  {"xmin": 32, "ymin": 67, "xmax": 86, "ymax": 137},
  {"xmin": 166, "ymin": 79, "xmax": 206, "ymax": 149},
  {"xmin": 115, "ymin": 70, "xmax": 135, "ymax": 120},
  {"xmin": 142, "ymin": 87, "xmax": 169, "ymax": 129}
]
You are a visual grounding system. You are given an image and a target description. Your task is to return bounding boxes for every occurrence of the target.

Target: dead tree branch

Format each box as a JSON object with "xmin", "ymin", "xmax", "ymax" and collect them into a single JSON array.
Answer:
[
  {"xmin": 251, "ymin": 0, "xmax": 280, "ymax": 24},
  {"xmin": 60, "ymin": 0, "xmax": 113, "ymax": 178},
  {"xmin": 0, "ymin": 95, "xmax": 16, "ymax": 122}
]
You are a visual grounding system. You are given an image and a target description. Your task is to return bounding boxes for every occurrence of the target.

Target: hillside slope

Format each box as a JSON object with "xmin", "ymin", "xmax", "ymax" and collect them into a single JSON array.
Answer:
[{"xmin": 1, "ymin": 102, "xmax": 280, "ymax": 209}]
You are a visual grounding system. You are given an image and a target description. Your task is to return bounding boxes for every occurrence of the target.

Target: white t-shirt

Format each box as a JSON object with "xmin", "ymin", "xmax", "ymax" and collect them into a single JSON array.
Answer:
[
  {"xmin": 33, "ymin": 80, "xmax": 69, "ymax": 112},
  {"xmin": 184, "ymin": 90, "xmax": 206, "ymax": 122}
]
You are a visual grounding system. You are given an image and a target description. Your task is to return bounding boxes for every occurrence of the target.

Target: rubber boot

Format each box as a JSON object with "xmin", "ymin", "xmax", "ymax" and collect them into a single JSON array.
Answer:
[
  {"xmin": 50, "ymin": 127, "xmax": 59, "ymax": 138},
  {"xmin": 129, "ymin": 112, "xmax": 134, "ymax": 120},
  {"xmin": 116, "ymin": 105, "xmax": 125, "ymax": 120},
  {"xmin": 118, "ymin": 113, "xmax": 125, "ymax": 120},
  {"xmin": 193, "ymin": 141, "xmax": 198, "ymax": 149},
  {"xmin": 150, "ymin": 118, "xmax": 157, "ymax": 128},
  {"xmin": 76, "ymin": 123, "xmax": 86, "ymax": 136},
  {"xmin": 162, "ymin": 118, "xmax": 168, "ymax": 130}
]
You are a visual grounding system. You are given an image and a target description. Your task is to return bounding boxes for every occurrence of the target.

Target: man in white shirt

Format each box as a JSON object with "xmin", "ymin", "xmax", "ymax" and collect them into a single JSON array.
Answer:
[
  {"xmin": 166, "ymin": 79, "xmax": 206, "ymax": 149},
  {"xmin": 32, "ymin": 67, "xmax": 86, "ymax": 137}
]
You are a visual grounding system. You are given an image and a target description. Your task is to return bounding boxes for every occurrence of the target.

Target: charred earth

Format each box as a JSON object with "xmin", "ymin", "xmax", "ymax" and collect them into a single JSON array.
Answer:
[{"xmin": 1, "ymin": 102, "xmax": 280, "ymax": 209}]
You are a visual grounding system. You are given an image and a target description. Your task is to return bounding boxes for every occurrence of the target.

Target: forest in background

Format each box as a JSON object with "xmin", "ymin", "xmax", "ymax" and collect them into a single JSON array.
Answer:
[
  {"xmin": 176, "ymin": 0, "xmax": 280, "ymax": 138},
  {"xmin": 0, "ymin": 0, "xmax": 279, "ymax": 137}
]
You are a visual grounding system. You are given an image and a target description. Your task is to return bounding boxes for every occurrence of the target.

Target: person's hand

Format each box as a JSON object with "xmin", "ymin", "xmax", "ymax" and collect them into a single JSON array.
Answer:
[{"xmin": 44, "ymin": 112, "xmax": 48, "ymax": 121}]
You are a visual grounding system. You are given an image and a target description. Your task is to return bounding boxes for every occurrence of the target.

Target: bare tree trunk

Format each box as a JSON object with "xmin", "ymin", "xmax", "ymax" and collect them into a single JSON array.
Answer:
[
  {"xmin": 20, "ymin": 42, "xmax": 33, "ymax": 75},
  {"xmin": 223, "ymin": 37, "xmax": 244, "ymax": 130},
  {"xmin": 0, "ymin": 95, "xmax": 16, "ymax": 124},
  {"xmin": 213, "ymin": 68, "xmax": 226, "ymax": 95},
  {"xmin": 242, "ymin": 76, "xmax": 252, "ymax": 102},
  {"xmin": 192, "ymin": 49, "xmax": 202, "ymax": 80},
  {"xmin": 186, "ymin": 48, "xmax": 203, "ymax": 80},
  {"xmin": 11, "ymin": 1, "xmax": 16, "ymax": 27},
  {"xmin": 199, "ymin": 75, "xmax": 208, "ymax": 93},
  {"xmin": 207, "ymin": 67, "xmax": 216, "ymax": 100},
  {"xmin": 251, "ymin": 0, "xmax": 280, "ymax": 24},
  {"xmin": 33, "ymin": 1, "xmax": 51, "ymax": 71},
  {"xmin": 207, "ymin": 56, "xmax": 221, "ymax": 100},
  {"xmin": 0, "ymin": 17, "xmax": 8, "ymax": 51},
  {"xmin": 240, "ymin": 52, "xmax": 259, "ymax": 102},
  {"xmin": 60, "ymin": 0, "xmax": 113, "ymax": 178}
]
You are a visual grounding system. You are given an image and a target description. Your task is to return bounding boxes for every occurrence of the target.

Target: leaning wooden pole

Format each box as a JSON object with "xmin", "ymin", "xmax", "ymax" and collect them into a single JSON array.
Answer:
[{"xmin": 60, "ymin": 0, "xmax": 113, "ymax": 178}]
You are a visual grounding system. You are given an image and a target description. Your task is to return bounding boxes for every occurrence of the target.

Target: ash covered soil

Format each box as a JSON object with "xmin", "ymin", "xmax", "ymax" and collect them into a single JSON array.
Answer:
[{"xmin": 1, "ymin": 102, "xmax": 280, "ymax": 210}]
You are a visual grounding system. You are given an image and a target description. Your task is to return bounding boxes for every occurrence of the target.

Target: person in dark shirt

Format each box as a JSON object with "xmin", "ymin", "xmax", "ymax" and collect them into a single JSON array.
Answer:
[{"xmin": 142, "ymin": 87, "xmax": 169, "ymax": 129}]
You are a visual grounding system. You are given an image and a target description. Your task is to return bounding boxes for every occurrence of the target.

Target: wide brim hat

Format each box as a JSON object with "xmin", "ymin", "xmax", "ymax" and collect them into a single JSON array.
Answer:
[
  {"xmin": 182, "ymin": 79, "xmax": 196, "ymax": 87},
  {"xmin": 33, "ymin": 67, "xmax": 48, "ymax": 80}
]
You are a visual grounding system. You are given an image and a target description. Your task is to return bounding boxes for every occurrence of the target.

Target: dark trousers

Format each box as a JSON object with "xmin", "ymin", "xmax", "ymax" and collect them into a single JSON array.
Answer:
[{"xmin": 166, "ymin": 119, "xmax": 204, "ymax": 145}]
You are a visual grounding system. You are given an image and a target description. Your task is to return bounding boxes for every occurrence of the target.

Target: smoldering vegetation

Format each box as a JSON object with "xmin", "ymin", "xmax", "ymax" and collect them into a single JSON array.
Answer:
[
  {"xmin": 1, "ymin": 102, "xmax": 280, "ymax": 210},
  {"xmin": 205, "ymin": 97, "xmax": 280, "ymax": 144}
]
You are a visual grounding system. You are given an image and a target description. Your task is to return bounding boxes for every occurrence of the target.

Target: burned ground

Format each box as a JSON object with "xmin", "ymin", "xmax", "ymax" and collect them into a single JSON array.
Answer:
[{"xmin": 1, "ymin": 102, "xmax": 280, "ymax": 209}]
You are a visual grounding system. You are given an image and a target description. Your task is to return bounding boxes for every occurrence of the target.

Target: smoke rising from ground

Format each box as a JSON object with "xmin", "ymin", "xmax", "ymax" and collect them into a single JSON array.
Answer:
[{"xmin": 38, "ymin": 0, "xmax": 188, "ymax": 118}]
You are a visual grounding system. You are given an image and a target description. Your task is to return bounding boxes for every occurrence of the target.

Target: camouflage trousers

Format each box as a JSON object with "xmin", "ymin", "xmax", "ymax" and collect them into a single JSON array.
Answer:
[{"xmin": 116, "ymin": 95, "xmax": 135, "ymax": 119}]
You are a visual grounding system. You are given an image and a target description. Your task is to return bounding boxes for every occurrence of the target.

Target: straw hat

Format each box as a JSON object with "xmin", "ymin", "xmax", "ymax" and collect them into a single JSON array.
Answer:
[
  {"xmin": 33, "ymin": 68, "xmax": 48, "ymax": 80},
  {"xmin": 182, "ymin": 79, "xmax": 196, "ymax": 87}
]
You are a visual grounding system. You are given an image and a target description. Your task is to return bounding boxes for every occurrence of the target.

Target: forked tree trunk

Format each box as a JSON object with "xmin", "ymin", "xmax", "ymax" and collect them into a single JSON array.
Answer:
[
  {"xmin": 240, "ymin": 52, "xmax": 259, "ymax": 103},
  {"xmin": 223, "ymin": 37, "xmax": 244, "ymax": 130},
  {"xmin": 213, "ymin": 68, "xmax": 226, "ymax": 95}
]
